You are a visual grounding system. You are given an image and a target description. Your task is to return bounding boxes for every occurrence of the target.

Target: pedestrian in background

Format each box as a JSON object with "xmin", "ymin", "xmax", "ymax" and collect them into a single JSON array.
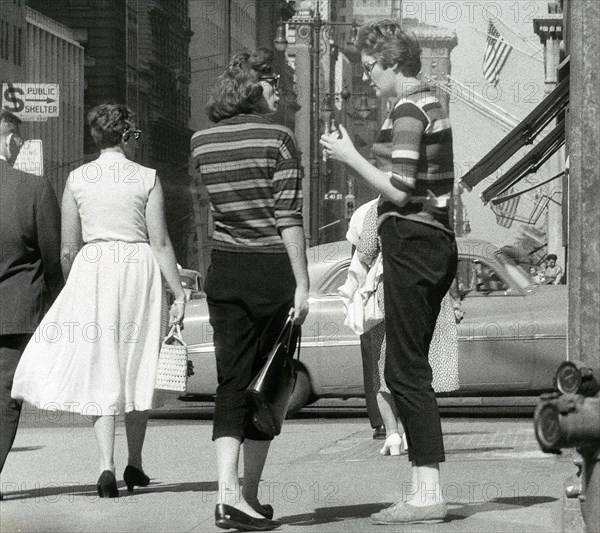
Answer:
[
  {"xmin": 0, "ymin": 110, "xmax": 64, "ymax": 500},
  {"xmin": 11, "ymin": 104, "xmax": 185, "ymax": 498},
  {"xmin": 321, "ymin": 20, "xmax": 458, "ymax": 524},
  {"xmin": 543, "ymin": 254, "xmax": 563, "ymax": 284},
  {"xmin": 344, "ymin": 199, "xmax": 385, "ymax": 440},
  {"xmin": 191, "ymin": 48, "xmax": 308, "ymax": 531},
  {"xmin": 342, "ymin": 198, "xmax": 461, "ymax": 457}
]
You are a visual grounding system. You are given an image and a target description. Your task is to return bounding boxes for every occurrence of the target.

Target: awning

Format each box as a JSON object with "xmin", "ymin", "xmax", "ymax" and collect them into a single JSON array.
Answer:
[
  {"xmin": 490, "ymin": 169, "xmax": 565, "ymax": 206},
  {"xmin": 483, "ymin": 118, "xmax": 565, "ymax": 203},
  {"xmin": 460, "ymin": 74, "xmax": 569, "ymax": 190}
]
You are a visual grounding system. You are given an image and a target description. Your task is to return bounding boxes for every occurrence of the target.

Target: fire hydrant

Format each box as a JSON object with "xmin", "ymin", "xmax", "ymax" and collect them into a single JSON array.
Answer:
[{"xmin": 534, "ymin": 361, "xmax": 600, "ymax": 532}]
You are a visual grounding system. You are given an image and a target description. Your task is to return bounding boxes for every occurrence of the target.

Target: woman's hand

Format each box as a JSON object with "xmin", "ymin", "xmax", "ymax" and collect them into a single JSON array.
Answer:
[
  {"xmin": 291, "ymin": 287, "xmax": 309, "ymax": 325},
  {"xmin": 320, "ymin": 124, "xmax": 358, "ymax": 165},
  {"xmin": 453, "ymin": 302, "xmax": 465, "ymax": 324},
  {"xmin": 169, "ymin": 300, "xmax": 186, "ymax": 327}
]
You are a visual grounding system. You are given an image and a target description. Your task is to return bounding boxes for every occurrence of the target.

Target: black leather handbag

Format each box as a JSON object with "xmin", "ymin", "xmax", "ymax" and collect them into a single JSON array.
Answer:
[{"xmin": 245, "ymin": 316, "xmax": 301, "ymax": 437}]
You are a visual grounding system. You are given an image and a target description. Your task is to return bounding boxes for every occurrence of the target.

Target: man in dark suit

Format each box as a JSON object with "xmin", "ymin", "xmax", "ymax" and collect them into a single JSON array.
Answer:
[{"xmin": 0, "ymin": 109, "xmax": 63, "ymax": 487}]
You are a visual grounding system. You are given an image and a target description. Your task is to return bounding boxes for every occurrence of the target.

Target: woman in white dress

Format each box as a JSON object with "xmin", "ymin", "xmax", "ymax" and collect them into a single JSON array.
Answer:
[{"xmin": 11, "ymin": 104, "xmax": 186, "ymax": 498}]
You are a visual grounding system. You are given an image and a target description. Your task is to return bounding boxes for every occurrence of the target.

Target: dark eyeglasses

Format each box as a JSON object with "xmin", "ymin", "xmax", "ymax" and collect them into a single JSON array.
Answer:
[
  {"xmin": 12, "ymin": 134, "xmax": 26, "ymax": 148},
  {"xmin": 259, "ymin": 74, "xmax": 280, "ymax": 90},
  {"xmin": 362, "ymin": 60, "xmax": 378, "ymax": 77},
  {"xmin": 123, "ymin": 129, "xmax": 142, "ymax": 141}
]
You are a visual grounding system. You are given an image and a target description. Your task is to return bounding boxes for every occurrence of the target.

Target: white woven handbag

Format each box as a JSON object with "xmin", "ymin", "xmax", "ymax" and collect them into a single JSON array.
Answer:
[{"xmin": 155, "ymin": 324, "xmax": 188, "ymax": 392}]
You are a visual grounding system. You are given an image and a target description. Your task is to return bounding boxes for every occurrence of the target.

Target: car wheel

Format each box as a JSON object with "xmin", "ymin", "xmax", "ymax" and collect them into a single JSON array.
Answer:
[{"xmin": 286, "ymin": 364, "xmax": 313, "ymax": 417}]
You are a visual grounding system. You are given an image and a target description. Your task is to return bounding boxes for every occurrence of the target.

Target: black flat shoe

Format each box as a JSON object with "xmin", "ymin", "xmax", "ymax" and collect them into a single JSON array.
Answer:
[
  {"xmin": 123, "ymin": 465, "xmax": 150, "ymax": 493},
  {"xmin": 215, "ymin": 503, "xmax": 280, "ymax": 531},
  {"xmin": 97, "ymin": 470, "xmax": 119, "ymax": 498},
  {"xmin": 373, "ymin": 425, "xmax": 386, "ymax": 440},
  {"xmin": 254, "ymin": 503, "xmax": 274, "ymax": 520}
]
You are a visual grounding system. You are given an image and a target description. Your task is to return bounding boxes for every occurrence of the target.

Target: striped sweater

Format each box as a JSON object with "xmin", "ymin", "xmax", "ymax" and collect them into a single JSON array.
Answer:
[
  {"xmin": 191, "ymin": 114, "xmax": 303, "ymax": 253},
  {"xmin": 373, "ymin": 82, "xmax": 455, "ymax": 234}
]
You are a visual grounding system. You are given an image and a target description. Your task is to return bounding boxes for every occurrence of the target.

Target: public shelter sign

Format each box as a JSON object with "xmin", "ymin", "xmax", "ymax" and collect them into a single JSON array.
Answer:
[{"xmin": 2, "ymin": 83, "xmax": 60, "ymax": 121}]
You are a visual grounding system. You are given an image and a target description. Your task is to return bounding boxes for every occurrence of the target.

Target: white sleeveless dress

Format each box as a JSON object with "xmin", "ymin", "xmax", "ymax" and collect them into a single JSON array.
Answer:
[{"xmin": 11, "ymin": 152, "xmax": 164, "ymax": 415}]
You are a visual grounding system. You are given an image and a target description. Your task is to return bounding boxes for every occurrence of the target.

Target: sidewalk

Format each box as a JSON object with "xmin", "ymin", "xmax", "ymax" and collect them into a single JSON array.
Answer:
[{"xmin": 0, "ymin": 414, "xmax": 578, "ymax": 533}]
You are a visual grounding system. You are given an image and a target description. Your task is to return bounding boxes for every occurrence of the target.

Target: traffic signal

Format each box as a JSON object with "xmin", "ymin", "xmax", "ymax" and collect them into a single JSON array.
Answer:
[{"xmin": 345, "ymin": 193, "xmax": 355, "ymax": 219}]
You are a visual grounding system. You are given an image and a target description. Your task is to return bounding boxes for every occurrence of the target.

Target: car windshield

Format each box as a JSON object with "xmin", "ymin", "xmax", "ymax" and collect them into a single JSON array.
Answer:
[{"xmin": 494, "ymin": 251, "xmax": 533, "ymax": 290}]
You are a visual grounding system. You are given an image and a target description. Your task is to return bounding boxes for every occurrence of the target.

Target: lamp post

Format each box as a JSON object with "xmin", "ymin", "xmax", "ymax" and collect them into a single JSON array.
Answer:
[
  {"xmin": 321, "ymin": 85, "xmax": 371, "ymax": 189},
  {"xmin": 274, "ymin": 0, "xmax": 359, "ymax": 246},
  {"xmin": 321, "ymin": 87, "xmax": 371, "ymax": 235}
]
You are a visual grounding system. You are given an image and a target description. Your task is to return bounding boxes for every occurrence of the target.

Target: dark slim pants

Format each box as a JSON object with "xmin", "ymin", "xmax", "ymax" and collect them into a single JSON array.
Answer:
[
  {"xmin": 0, "ymin": 334, "xmax": 31, "ymax": 473},
  {"xmin": 379, "ymin": 218, "xmax": 457, "ymax": 466},
  {"xmin": 205, "ymin": 251, "xmax": 295, "ymax": 442},
  {"xmin": 360, "ymin": 329, "xmax": 383, "ymax": 428}
]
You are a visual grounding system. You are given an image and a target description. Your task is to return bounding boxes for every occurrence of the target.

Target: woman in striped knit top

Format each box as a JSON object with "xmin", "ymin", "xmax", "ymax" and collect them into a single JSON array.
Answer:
[
  {"xmin": 321, "ymin": 21, "xmax": 457, "ymax": 525},
  {"xmin": 191, "ymin": 49, "xmax": 308, "ymax": 531}
]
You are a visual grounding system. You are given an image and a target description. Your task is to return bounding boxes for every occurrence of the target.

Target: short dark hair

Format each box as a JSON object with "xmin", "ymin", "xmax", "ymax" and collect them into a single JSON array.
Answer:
[
  {"xmin": 87, "ymin": 103, "xmax": 134, "ymax": 149},
  {"xmin": 355, "ymin": 19, "xmax": 422, "ymax": 77},
  {"xmin": 0, "ymin": 109, "xmax": 22, "ymax": 135},
  {"xmin": 206, "ymin": 48, "xmax": 275, "ymax": 123},
  {"xmin": 546, "ymin": 254, "xmax": 558, "ymax": 261}
]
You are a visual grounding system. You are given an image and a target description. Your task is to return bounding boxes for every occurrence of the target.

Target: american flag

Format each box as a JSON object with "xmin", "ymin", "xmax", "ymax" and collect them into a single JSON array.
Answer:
[
  {"xmin": 495, "ymin": 188, "xmax": 521, "ymax": 229},
  {"xmin": 483, "ymin": 20, "xmax": 512, "ymax": 87}
]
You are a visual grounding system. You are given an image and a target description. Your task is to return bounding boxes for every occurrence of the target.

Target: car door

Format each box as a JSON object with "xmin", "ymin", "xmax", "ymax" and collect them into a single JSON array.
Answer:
[
  {"xmin": 456, "ymin": 257, "xmax": 537, "ymax": 391},
  {"xmin": 301, "ymin": 261, "xmax": 364, "ymax": 397}
]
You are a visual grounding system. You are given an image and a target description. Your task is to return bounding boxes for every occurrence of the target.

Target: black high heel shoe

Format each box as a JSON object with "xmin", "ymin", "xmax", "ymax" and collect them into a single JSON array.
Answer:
[
  {"xmin": 123, "ymin": 465, "xmax": 150, "ymax": 493},
  {"xmin": 215, "ymin": 503, "xmax": 280, "ymax": 531},
  {"xmin": 96, "ymin": 470, "xmax": 119, "ymax": 498}
]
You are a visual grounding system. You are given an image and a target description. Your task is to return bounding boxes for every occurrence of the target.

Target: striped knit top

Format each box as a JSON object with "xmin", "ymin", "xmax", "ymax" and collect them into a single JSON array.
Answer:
[
  {"xmin": 373, "ymin": 82, "xmax": 455, "ymax": 234},
  {"xmin": 191, "ymin": 114, "xmax": 303, "ymax": 253}
]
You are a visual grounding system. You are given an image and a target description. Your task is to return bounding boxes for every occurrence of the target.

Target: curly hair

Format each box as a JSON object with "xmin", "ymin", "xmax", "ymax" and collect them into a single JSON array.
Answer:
[
  {"xmin": 0, "ymin": 109, "xmax": 22, "ymax": 134},
  {"xmin": 87, "ymin": 103, "xmax": 135, "ymax": 149},
  {"xmin": 206, "ymin": 48, "xmax": 275, "ymax": 123},
  {"xmin": 355, "ymin": 19, "xmax": 422, "ymax": 77}
]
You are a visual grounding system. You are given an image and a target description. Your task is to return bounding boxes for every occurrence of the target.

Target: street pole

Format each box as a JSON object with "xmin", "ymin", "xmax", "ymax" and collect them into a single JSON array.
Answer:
[
  {"xmin": 566, "ymin": 0, "xmax": 600, "ymax": 527},
  {"xmin": 274, "ymin": 2, "xmax": 359, "ymax": 246},
  {"xmin": 533, "ymin": 3, "xmax": 600, "ymax": 532},
  {"xmin": 310, "ymin": 4, "xmax": 322, "ymax": 246},
  {"xmin": 225, "ymin": 0, "xmax": 231, "ymax": 61}
]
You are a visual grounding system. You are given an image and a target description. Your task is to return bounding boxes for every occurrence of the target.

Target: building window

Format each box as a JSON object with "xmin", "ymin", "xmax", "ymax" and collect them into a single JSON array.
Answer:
[
  {"xmin": 13, "ymin": 25, "xmax": 17, "ymax": 64},
  {"xmin": 17, "ymin": 27, "xmax": 22, "ymax": 65},
  {"xmin": 1, "ymin": 21, "xmax": 9, "ymax": 60},
  {"xmin": 0, "ymin": 21, "xmax": 4, "ymax": 60}
]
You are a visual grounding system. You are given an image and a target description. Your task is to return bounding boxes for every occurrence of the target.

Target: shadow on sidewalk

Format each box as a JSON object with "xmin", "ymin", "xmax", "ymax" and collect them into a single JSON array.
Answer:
[
  {"xmin": 448, "ymin": 496, "xmax": 558, "ymax": 520},
  {"xmin": 276, "ymin": 496, "xmax": 557, "ymax": 526},
  {"xmin": 278, "ymin": 503, "xmax": 389, "ymax": 526},
  {"xmin": 446, "ymin": 446, "xmax": 515, "ymax": 454},
  {"xmin": 443, "ymin": 431, "xmax": 493, "ymax": 436},
  {"xmin": 2, "ymin": 480, "xmax": 219, "ymax": 501},
  {"xmin": 11, "ymin": 446, "xmax": 45, "ymax": 453}
]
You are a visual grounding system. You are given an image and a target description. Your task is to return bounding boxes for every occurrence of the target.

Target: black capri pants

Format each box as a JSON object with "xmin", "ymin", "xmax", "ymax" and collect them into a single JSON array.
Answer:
[
  {"xmin": 379, "ymin": 217, "xmax": 457, "ymax": 466},
  {"xmin": 205, "ymin": 250, "xmax": 295, "ymax": 442}
]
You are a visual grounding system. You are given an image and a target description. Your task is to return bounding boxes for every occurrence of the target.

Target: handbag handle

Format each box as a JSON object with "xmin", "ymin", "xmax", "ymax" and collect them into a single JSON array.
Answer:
[
  {"xmin": 164, "ymin": 323, "xmax": 187, "ymax": 347},
  {"xmin": 284, "ymin": 313, "xmax": 301, "ymax": 363}
]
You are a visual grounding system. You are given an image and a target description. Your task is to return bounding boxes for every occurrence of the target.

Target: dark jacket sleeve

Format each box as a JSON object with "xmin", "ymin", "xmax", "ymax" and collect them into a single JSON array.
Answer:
[{"xmin": 36, "ymin": 180, "xmax": 64, "ymax": 305}]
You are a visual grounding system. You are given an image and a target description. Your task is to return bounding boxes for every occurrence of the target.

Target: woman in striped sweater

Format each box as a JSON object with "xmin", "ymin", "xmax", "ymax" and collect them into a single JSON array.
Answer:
[
  {"xmin": 191, "ymin": 49, "xmax": 308, "ymax": 531},
  {"xmin": 321, "ymin": 21, "xmax": 457, "ymax": 525}
]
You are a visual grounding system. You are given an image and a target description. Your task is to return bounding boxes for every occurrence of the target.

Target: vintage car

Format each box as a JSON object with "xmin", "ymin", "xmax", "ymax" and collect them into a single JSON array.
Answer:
[
  {"xmin": 180, "ymin": 268, "xmax": 204, "ymax": 300},
  {"xmin": 179, "ymin": 239, "xmax": 567, "ymax": 414},
  {"xmin": 169, "ymin": 267, "xmax": 204, "ymax": 302}
]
